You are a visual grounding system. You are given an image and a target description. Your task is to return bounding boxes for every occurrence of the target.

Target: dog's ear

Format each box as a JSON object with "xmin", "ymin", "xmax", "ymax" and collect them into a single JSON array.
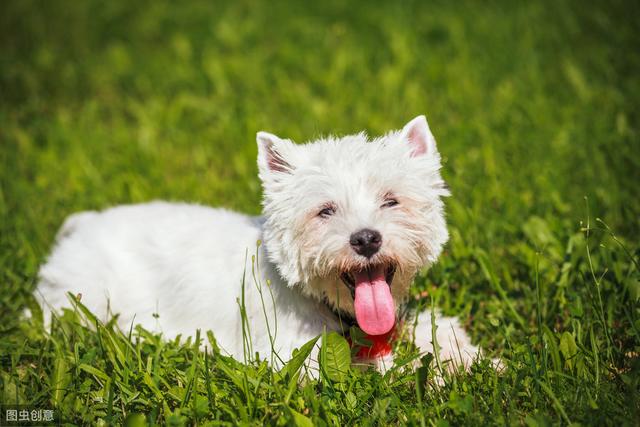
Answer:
[
  {"xmin": 400, "ymin": 115, "xmax": 437, "ymax": 157},
  {"xmin": 257, "ymin": 131, "xmax": 294, "ymax": 175}
]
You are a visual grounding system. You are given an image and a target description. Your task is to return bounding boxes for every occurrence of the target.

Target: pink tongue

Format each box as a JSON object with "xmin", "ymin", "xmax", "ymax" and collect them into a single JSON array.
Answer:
[{"xmin": 353, "ymin": 266, "xmax": 395, "ymax": 335}]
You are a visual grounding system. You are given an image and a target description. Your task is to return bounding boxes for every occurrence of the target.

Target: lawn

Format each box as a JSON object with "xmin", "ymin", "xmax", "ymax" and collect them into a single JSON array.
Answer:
[{"xmin": 1, "ymin": 0, "xmax": 639, "ymax": 425}]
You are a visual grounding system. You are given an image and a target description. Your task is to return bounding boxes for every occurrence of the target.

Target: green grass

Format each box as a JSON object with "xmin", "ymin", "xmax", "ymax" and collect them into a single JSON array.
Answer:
[{"xmin": 1, "ymin": 0, "xmax": 639, "ymax": 424}]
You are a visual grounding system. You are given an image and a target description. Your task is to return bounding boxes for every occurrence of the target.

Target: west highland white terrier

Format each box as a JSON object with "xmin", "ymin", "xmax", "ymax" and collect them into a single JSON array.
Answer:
[{"xmin": 37, "ymin": 115, "xmax": 484, "ymax": 373}]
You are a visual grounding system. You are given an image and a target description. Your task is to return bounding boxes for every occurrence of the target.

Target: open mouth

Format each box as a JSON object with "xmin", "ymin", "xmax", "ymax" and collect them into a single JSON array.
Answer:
[
  {"xmin": 340, "ymin": 265, "xmax": 396, "ymax": 298},
  {"xmin": 340, "ymin": 264, "xmax": 396, "ymax": 336}
]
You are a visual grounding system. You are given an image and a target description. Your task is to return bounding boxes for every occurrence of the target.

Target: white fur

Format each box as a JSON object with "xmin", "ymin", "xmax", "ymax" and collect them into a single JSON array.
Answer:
[{"xmin": 37, "ymin": 116, "xmax": 482, "ymax": 372}]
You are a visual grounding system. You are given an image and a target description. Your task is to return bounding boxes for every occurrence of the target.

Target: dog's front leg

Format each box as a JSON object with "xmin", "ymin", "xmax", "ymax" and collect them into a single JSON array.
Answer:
[{"xmin": 410, "ymin": 310, "xmax": 482, "ymax": 371}]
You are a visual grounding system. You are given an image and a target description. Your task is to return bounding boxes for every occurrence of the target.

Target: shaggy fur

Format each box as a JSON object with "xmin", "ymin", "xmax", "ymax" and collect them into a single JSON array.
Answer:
[{"xmin": 37, "ymin": 116, "xmax": 482, "ymax": 372}]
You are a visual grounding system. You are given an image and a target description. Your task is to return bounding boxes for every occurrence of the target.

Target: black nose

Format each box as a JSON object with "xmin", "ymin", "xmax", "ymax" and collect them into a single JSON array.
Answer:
[{"xmin": 349, "ymin": 229, "xmax": 382, "ymax": 258}]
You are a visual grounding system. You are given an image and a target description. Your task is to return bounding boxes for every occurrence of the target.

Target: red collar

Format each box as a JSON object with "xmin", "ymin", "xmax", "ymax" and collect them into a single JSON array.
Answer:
[{"xmin": 347, "ymin": 323, "xmax": 399, "ymax": 359}]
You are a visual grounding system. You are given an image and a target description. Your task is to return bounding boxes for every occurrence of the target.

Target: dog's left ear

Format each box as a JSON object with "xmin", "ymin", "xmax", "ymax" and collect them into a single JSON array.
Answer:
[
  {"xmin": 400, "ymin": 115, "xmax": 437, "ymax": 157},
  {"xmin": 257, "ymin": 131, "xmax": 294, "ymax": 175}
]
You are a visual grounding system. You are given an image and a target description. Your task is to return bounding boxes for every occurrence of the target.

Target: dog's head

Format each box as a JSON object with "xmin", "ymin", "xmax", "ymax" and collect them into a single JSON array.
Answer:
[{"xmin": 257, "ymin": 116, "xmax": 449, "ymax": 335}]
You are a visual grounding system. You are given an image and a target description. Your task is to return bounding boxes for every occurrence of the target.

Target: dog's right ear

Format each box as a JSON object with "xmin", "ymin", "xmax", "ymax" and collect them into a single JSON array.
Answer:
[{"xmin": 257, "ymin": 131, "xmax": 294, "ymax": 175}]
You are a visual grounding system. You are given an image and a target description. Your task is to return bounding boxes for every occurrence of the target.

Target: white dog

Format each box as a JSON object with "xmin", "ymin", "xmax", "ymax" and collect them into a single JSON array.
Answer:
[{"xmin": 37, "ymin": 116, "xmax": 482, "ymax": 372}]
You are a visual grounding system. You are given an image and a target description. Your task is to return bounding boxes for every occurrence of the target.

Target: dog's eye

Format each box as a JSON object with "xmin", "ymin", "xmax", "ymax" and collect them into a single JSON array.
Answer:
[
  {"xmin": 381, "ymin": 198, "xmax": 399, "ymax": 208},
  {"xmin": 318, "ymin": 206, "xmax": 336, "ymax": 218}
]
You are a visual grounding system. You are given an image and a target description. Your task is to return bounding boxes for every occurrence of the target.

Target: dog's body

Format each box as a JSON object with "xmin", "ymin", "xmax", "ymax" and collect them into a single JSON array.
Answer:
[
  {"xmin": 37, "ymin": 116, "xmax": 483, "ymax": 371},
  {"xmin": 38, "ymin": 202, "xmax": 342, "ymax": 361}
]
